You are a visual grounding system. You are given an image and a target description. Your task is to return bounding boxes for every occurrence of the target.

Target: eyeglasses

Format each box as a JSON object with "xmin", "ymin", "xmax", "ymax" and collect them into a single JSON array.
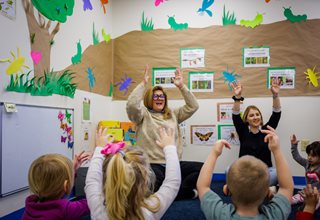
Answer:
[{"xmin": 152, "ymin": 94, "xmax": 165, "ymax": 100}]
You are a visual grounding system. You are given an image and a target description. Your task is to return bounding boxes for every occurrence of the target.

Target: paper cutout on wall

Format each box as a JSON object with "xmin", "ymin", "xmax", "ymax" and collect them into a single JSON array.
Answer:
[
  {"xmin": 92, "ymin": 23, "xmax": 100, "ymax": 45},
  {"xmin": 102, "ymin": 28, "xmax": 111, "ymax": 42},
  {"xmin": 61, "ymin": 135, "xmax": 67, "ymax": 143},
  {"xmin": 197, "ymin": 0, "xmax": 214, "ymax": 17},
  {"xmin": 0, "ymin": 48, "xmax": 30, "ymax": 75},
  {"xmin": 65, "ymin": 110, "xmax": 72, "ymax": 124},
  {"xmin": 31, "ymin": 0, "xmax": 75, "ymax": 23},
  {"xmin": 222, "ymin": 5, "xmax": 236, "ymax": 26},
  {"xmin": 58, "ymin": 111, "xmax": 65, "ymax": 121},
  {"xmin": 240, "ymin": 12, "xmax": 264, "ymax": 28},
  {"xmin": 141, "ymin": 12, "xmax": 154, "ymax": 32},
  {"xmin": 30, "ymin": 51, "xmax": 42, "ymax": 65},
  {"xmin": 86, "ymin": 67, "xmax": 96, "ymax": 91},
  {"xmin": 154, "ymin": 0, "xmax": 167, "ymax": 7},
  {"xmin": 108, "ymin": 82, "xmax": 113, "ymax": 96},
  {"xmin": 305, "ymin": 66, "xmax": 320, "ymax": 87},
  {"xmin": 168, "ymin": 16, "xmax": 188, "ymax": 31},
  {"xmin": 195, "ymin": 132, "xmax": 213, "ymax": 141},
  {"xmin": 6, "ymin": 70, "xmax": 77, "ymax": 98},
  {"xmin": 283, "ymin": 7, "xmax": 307, "ymax": 23},
  {"xmin": 58, "ymin": 110, "xmax": 74, "ymax": 148},
  {"xmin": 0, "ymin": 0, "xmax": 16, "ymax": 20},
  {"xmin": 71, "ymin": 41, "xmax": 82, "ymax": 64},
  {"xmin": 114, "ymin": 74, "xmax": 135, "ymax": 96},
  {"xmin": 82, "ymin": 0, "xmax": 92, "ymax": 11},
  {"xmin": 219, "ymin": 67, "xmax": 241, "ymax": 90},
  {"xmin": 100, "ymin": 0, "xmax": 108, "ymax": 14}
]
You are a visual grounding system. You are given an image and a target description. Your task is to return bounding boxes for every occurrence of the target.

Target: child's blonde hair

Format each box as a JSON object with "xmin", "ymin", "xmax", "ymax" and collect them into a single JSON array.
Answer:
[
  {"xmin": 102, "ymin": 146, "xmax": 160, "ymax": 220},
  {"xmin": 28, "ymin": 154, "xmax": 74, "ymax": 201},
  {"xmin": 227, "ymin": 155, "xmax": 269, "ymax": 206}
]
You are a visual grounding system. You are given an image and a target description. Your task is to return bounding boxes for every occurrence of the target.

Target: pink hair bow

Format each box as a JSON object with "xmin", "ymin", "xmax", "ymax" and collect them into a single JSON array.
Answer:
[{"xmin": 101, "ymin": 141, "xmax": 126, "ymax": 155}]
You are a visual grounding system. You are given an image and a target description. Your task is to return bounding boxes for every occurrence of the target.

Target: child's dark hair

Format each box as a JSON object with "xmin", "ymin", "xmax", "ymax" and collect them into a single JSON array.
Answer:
[{"xmin": 306, "ymin": 141, "xmax": 320, "ymax": 157}]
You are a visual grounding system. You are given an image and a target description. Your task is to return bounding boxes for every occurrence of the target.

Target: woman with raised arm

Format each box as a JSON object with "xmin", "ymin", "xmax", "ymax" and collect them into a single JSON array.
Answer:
[{"xmin": 126, "ymin": 65, "xmax": 202, "ymax": 200}]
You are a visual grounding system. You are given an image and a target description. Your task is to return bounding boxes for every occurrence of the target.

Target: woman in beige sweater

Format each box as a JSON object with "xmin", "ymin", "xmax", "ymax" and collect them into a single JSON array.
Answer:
[{"xmin": 126, "ymin": 66, "xmax": 202, "ymax": 200}]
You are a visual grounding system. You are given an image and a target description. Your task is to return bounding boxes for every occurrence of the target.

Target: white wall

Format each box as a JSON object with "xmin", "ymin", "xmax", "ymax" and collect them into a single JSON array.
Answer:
[{"xmin": 110, "ymin": 0, "xmax": 320, "ymax": 176}]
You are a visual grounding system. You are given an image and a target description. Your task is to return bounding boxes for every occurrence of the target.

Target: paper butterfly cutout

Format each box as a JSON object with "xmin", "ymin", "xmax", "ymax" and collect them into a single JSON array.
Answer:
[
  {"xmin": 195, "ymin": 132, "xmax": 213, "ymax": 141},
  {"xmin": 58, "ymin": 111, "xmax": 65, "ymax": 121},
  {"xmin": 68, "ymin": 141, "xmax": 74, "ymax": 149},
  {"xmin": 61, "ymin": 136, "xmax": 67, "ymax": 143}
]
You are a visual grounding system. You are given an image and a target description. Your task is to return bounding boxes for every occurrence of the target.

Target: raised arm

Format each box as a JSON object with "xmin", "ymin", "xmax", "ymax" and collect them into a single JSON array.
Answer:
[
  {"xmin": 126, "ymin": 65, "xmax": 149, "ymax": 124},
  {"xmin": 271, "ymin": 77, "xmax": 281, "ymax": 110},
  {"xmin": 290, "ymin": 134, "xmax": 308, "ymax": 167},
  {"xmin": 197, "ymin": 140, "xmax": 231, "ymax": 199},
  {"xmin": 173, "ymin": 68, "xmax": 199, "ymax": 123},
  {"xmin": 262, "ymin": 126, "xmax": 293, "ymax": 202},
  {"xmin": 231, "ymin": 80, "xmax": 243, "ymax": 112},
  {"xmin": 153, "ymin": 127, "xmax": 181, "ymax": 218}
]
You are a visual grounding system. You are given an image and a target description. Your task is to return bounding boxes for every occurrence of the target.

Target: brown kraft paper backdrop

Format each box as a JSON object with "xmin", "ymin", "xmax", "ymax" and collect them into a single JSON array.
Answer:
[{"xmin": 113, "ymin": 19, "xmax": 320, "ymax": 100}]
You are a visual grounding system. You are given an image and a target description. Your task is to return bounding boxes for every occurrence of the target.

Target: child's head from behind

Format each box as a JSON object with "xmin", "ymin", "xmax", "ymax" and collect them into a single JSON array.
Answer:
[
  {"xmin": 28, "ymin": 154, "xmax": 74, "ymax": 201},
  {"xmin": 227, "ymin": 155, "xmax": 269, "ymax": 207},
  {"xmin": 306, "ymin": 141, "xmax": 320, "ymax": 166},
  {"xmin": 102, "ymin": 145, "xmax": 158, "ymax": 220}
]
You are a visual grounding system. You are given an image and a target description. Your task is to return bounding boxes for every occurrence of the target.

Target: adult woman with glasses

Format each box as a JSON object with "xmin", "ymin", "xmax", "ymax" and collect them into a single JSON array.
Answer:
[{"xmin": 127, "ymin": 65, "xmax": 202, "ymax": 200}]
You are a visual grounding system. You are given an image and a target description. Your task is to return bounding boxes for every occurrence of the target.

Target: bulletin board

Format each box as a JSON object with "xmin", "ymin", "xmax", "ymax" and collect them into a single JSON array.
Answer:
[{"xmin": 0, "ymin": 103, "xmax": 74, "ymax": 197}]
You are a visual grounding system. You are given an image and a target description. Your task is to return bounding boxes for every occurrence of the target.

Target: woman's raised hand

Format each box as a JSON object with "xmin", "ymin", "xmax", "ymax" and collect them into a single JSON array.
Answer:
[
  {"xmin": 143, "ymin": 64, "xmax": 150, "ymax": 85},
  {"xmin": 231, "ymin": 80, "xmax": 242, "ymax": 97},
  {"xmin": 173, "ymin": 68, "xmax": 183, "ymax": 89}
]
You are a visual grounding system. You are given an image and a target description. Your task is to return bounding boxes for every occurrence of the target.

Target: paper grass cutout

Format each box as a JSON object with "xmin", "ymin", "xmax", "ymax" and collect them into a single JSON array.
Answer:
[
  {"xmin": 168, "ymin": 16, "xmax": 188, "ymax": 31},
  {"xmin": 240, "ymin": 13, "xmax": 263, "ymax": 28},
  {"xmin": 58, "ymin": 110, "xmax": 74, "ymax": 148},
  {"xmin": 304, "ymin": 66, "xmax": 320, "ymax": 87},
  {"xmin": 92, "ymin": 23, "xmax": 100, "ymax": 45},
  {"xmin": 100, "ymin": 0, "xmax": 108, "ymax": 14},
  {"xmin": 114, "ymin": 74, "xmax": 135, "ymax": 96},
  {"xmin": 155, "ymin": 0, "xmax": 167, "ymax": 7},
  {"xmin": 86, "ymin": 67, "xmax": 96, "ymax": 91},
  {"xmin": 6, "ymin": 70, "xmax": 77, "ymax": 98},
  {"xmin": 141, "ymin": 12, "xmax": 154, "ymax": 32},
  {"xmin": 71, "ymin": 41, "xmax": 82, "ymax": 64},
  {"xmin": 283, "ymin": 7, "xmax": 307, "ymax": 23},
  {"xmin": 102, "ymin": 28, "xmax": 111, "ymax": 43},
  {"xmin": 0, "ymin": 0, "xmax": 15, "ymax": 20},
  {"xmin": 108, "ymin": 82, "xmax": 113, "ymax": 96},
  {"xmin": 31, "ymin": 0, "xmax": 75, "ymax": 23},
  {"xmin": 219, "ymin": 67, "xmax": 241, "ymax": 90},
  {"xmin": 197, "ymin": 0, "xmax": 214, "ymax": 17},
  {"xmin": 222, "ymin": 5, "xmax": 236, "ymax": 26},
  {"xmin": 30, "ymin": 33, "xmax": 35, "ymax": 44},
  {"xmin": 30, "ymin": 51, "xmax": 42, "ymax": 65},
  {"xmin": 0, "ymin": 48, "xmax": 30, "ymax": 75},
  {"xmin": 82, "ymin": 0, "xmax": 92, "ymax": 11}
]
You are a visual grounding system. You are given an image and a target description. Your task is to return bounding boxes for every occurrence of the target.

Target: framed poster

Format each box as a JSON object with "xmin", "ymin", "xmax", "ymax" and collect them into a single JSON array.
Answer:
[
  {"xmin": 152, "ymin": 67, "xmax": 176, "ymax": 88},
  {"xmin": 217, "ymin": 124, "xmax": 240, "ymax": 145},
  {"xmin": 217, "ymin": 102, "xmax": 244, "ymax": 124},
  {"xmin": 0, "ymin": 0, "xmax": 16, "ymax": 20},
  {"xmin": 190, "ymin": 125, "xmax": 216, "ymax": 145},
  {"xmin": 243, "ymin": 46, "xmax": 270, "ymax": 68},
  {"xmin": 180, "ymin": 48, "xmax": 205, "ymax": 68},
  {"xmin": 189, "ymin": 72, "xmax": 214, "ymax": 92},
  {"xmin": 267, "ymin": 67, "xmax": 295, "ymax": 89}
]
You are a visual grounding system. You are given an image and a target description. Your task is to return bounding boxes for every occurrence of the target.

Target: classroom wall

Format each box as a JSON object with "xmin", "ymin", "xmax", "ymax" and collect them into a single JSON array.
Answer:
[
  {"xmin": 110, "ymin": 0, "xmax": 320, "ymax": 176},
  {"xmin": 0, "ymin": 0, "xmax": 319, "ymax": 178}
]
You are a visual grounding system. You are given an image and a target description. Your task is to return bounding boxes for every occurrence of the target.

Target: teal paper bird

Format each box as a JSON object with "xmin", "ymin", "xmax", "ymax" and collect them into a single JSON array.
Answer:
[{"xmin": 197, "ymin": 0, "xmax": 214, "ymax": 17}]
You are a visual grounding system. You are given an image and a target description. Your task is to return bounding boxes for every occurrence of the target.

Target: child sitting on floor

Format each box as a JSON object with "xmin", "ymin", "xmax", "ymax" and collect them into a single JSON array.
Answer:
[
  {"xmin": 197, "ymin": 126, "xmax": 293, "ymax": 220},
  {"xmin": 291, "ymin": 134, "xmax": 320, "ymax": 209},
  {"xmin": 85, "ymin": 127, "xmax": 180, "ymax": 220},
  {"xmin": 22, "ymin": 151, "xmax": 90, "ymax": 220}
]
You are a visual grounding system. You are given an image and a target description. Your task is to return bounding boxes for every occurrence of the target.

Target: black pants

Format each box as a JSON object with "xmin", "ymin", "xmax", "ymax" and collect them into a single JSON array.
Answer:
[{"xmin": 151, "ymin": 161, "xmax": 203, "ymax": 200}]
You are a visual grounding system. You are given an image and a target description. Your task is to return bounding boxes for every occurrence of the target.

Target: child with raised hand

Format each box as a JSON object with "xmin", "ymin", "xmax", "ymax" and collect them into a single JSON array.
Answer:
[
  {"xmin": 296, "ymin": 184, "xmax": 320, "ymax": 220},
  {"xmin": 197, "ymin": 125, "xmax": 293, "ymax": 220},
  {"xmin": 22, "ymin": 151, "xmax": 91, "ymax": 220},
  {"xmin": 290, "ymin": 134, "xmax": 320, "ymax": 208},
  {"xmin": 85, "ymin": 126, "xmax": 180, "ymax": 220}
]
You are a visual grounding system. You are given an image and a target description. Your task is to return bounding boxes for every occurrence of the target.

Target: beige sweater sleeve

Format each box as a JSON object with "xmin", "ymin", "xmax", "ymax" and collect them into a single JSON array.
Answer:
[{"xmin": 126, "ymin": 82, "xmax": 146, "ymax": 125}]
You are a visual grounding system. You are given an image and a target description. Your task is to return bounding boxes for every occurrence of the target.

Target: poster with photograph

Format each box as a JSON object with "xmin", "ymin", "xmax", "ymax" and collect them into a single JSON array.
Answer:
[
  {"xmin": 217, "ymin": 124, "xmax": 240, "ymax": 145},
  {"xmin": 267, "ymin": 67, "xmax": 295, "ymax": 89},
  {"xmin": 152, "ymin": 67, "xmax": 176, "ymax": 88},
  {"xmin": 82, "ymin": 97, "xmax": 91, "ymax": 122},
  {"xmin": 243, "ymin": 47, "xmax": 270, "ymax": 68},
  {"xmin": 191, "ymin": 125, "xmax": 216, "ymax": 145},
  {"xmin": 217, "ymin": 102, "xmax": 244, "ymax": 124},
  {"xmin": 189, "ymin": 72, "xmax": 214, "ymax": 92},
  {"xmin": 180, "ymin": 48, "xmax": 205, "ymax": 68}
]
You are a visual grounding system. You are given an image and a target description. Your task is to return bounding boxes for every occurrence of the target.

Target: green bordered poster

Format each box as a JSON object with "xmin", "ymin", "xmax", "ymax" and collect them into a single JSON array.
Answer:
[
  {"xmin": 188, "ymin": 71, "xmax": 214, "ymax": 92},
  {"xmin": 152, "ymin": 67, "xmax": 176, "ymax": 88},
  {"xmin": 242, "ymin": 46, "xmax": 270, "ymax": 68}
]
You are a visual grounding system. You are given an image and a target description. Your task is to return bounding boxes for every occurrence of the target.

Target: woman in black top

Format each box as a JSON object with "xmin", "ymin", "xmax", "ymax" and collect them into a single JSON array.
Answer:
[{"xmin": 231, "ymin": 79, "xmax": 281, "ymax": 186}]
